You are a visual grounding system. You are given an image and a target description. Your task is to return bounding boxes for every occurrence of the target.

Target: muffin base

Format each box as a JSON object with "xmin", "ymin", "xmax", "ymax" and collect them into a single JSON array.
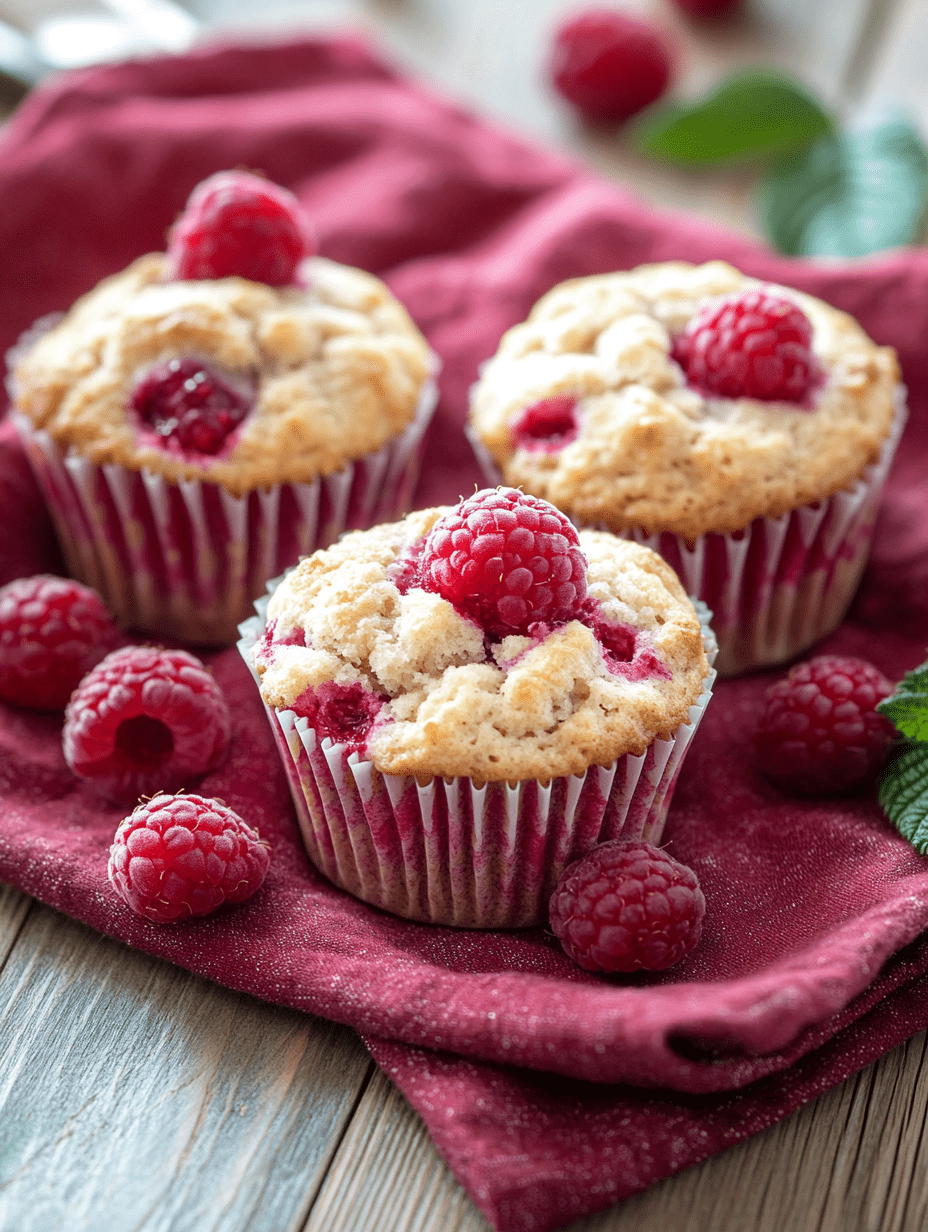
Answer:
[
  {"xmin": 238, "ymin": 597, "xmax": 716, "ymax": 928},
  {"xmin": 12, "ymin": 376, "xmax": 437, "ymax": 645},
  {"xmin": 468, "ymin": 391, "xmax": 906, "ymax": 677}
]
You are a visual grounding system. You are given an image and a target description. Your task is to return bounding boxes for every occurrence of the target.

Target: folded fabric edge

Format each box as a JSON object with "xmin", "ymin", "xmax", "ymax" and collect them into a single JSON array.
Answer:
[{"xmin": 363, "ymin": 955, "xmax": 928, "ymax": 1232}]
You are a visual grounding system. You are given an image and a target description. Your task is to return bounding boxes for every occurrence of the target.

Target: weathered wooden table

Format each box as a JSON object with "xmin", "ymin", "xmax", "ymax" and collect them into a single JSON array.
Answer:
[{"xmin": 1, "ymin": 1, "xmax": 928, "ymax": 1229}]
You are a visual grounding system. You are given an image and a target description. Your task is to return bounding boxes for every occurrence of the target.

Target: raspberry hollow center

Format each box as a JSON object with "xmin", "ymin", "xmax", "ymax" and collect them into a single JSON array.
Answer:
[{"xmin": 115, "ymin": 715, "xmax": 175, "ymax": 769}]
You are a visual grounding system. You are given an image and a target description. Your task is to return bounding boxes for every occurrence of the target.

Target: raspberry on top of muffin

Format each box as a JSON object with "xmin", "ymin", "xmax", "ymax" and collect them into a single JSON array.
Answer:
[
  {"xmin": 253, "ymin": 488, "xmax": 710, "ymax": 783},
  {"xmin": 468, "ymin": 261, "xmax": 899, "ymax": 539},
  {"xmin": 11, "ymin": 171, "xmax": 432, "ymax": 496}
]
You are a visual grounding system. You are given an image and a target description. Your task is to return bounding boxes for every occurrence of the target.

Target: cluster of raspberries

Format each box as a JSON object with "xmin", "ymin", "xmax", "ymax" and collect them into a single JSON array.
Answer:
[{"xmin": 0, "ymin": 574, "xmax": 269, "ymax": 923}]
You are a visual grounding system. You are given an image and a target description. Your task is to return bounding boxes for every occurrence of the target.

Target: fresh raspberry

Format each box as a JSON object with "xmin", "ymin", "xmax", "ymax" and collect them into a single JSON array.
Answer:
[
  {"xmin": 130, "ymin": 357, "xmax": 254, "ymax": 457},
  {"xmin": 108, "ymin": 793, "xmax": 270, "ymax": 922},
  {"xmin": 550, "ymin": 839, "xmax": 705, "ymax": 973},
  {"xmin": 166, "ymin": 169, "xmax": 315, "ymax": 286},
  {"xmin": 549, "ymin": 9, "xmax": 672, "ymax": 124},
  {"xmin": 0, "ymin": 575, "xmax": 122, "ymax": 711},
  {"xmin": 511, "ymin": 396, "xmax": 579, "ymax": 452},
  {"xmin": 420, "ymin": 488, "xmax": 588, "ymax": 637},
  {"xmin": 754, "ymin": 655, "xmax": 896, "ymax": 795},
  {"xmin": 63, "ymin": 646, "xmax": 231, "ymax": 804},
  {"xmin": 675, "ymin": 289, "xmax": 817, "ymax": 403}
]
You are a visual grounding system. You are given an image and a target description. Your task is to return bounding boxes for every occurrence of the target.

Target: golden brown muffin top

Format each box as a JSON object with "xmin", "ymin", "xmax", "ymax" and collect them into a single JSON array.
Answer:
[
  {"xmin": 254, "ymin": 508, "xmax": 711, "ymax": 783},
  {"xmin": 12, "ymin": 254, "xmax": 432, "ymax": 496},
  {"xmin": 469, "ymin": 261, "xmax": 899, "ymax": 537}
]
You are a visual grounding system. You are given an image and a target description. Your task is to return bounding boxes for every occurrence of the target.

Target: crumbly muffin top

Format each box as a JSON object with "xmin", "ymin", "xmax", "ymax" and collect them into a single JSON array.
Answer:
[
  {"xmin": 253, "ymin": 508, "xmax": 710, "ymax": 783},
  {"xmin": 469, "ymin": 261, "xmax": 900, "ymax": 538},
  {"xmin": 12, "ymin": 254, "xmax": 432, "ymax": 495}
]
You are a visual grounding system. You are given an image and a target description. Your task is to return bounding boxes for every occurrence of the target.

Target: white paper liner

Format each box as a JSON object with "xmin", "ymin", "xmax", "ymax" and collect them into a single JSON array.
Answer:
[
  {"xmin": 238, "ymin": 593, "xmax": 717, "ymax": 928},
  {"xmin": 467, "ymin": 391, "xmax": 907, "ymax": 677},
  {"xmin": 12, "ymin": 374, "xmax": 438, "ymax": 645}
]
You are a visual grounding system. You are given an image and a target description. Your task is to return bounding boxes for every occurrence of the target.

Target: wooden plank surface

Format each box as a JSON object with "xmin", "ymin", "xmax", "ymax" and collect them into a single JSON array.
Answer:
[
  {"xmin": 0, "ymin": 894, "xmax": 373, "ymax": 1232},
  {"xmin": 307, "ymin": 1068, "xmax": 488, "ymax": 1232},
  {"xmin": 2, "ymin": 1, "xmax": 928, "ymax": 1230},
  {"xmin": 580, "ymin": 1030, "xmax": 928, "ymax": 1232}
]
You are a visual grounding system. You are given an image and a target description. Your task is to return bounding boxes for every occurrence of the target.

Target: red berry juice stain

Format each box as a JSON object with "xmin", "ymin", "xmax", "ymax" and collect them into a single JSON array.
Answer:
[
  {"xmin": 291, "ymin": 681, "xmax": 385, "ymax": 753},
  {"xmin": 131, "ymin": 357, "xmax": 254, "ymax": 457},
  {"xmin": 257, "ymin": 620, "xmax": 306, "ymax": 665},
  {"xmin": 511, "ymin": 396, "xmax": 579, "ymax": 452},
  {"xmin": 581, "ymin": 600, "xmax": 671, "ymax": 682},
  {"xmin": 389, "ymin": 536, "xmax": 427, "ymax": 595}
]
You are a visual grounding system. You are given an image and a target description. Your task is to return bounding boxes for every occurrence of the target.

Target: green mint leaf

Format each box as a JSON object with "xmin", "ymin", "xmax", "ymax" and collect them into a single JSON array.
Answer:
[
  {"xmin": 633, "ymin": 71, "xmax": 833, "ymax": 167},
  {"xmin": 877, "ymin": 661, "xmax": 928, "ymax": 743},
  {"xmin": 759, "ymin": 118, "xmax": 928, "ymax": 257},
  {"xmin": 879, "ymin": 743, "xmax": 928, "ymax": 855}
]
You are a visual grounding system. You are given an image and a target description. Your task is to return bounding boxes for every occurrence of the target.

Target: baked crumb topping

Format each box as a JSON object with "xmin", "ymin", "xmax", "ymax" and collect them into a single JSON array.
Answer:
[
  {"xmin": 254, "ymin": 509, "xmax": 710, "ymax": 782},
  {"xmin": 469, "ymin": 261, "xmax": 900, "ymax": 537},
  {"xmin": 12, "ymin": 254, "xmax": 432, "ymax": 495}
]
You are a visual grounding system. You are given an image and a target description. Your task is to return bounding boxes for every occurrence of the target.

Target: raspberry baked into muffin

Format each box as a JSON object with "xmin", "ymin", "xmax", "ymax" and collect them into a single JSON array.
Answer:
[
  {"xmin": 10, "ymin": 171, "xmax": 436, "ymax": 644},
  {"xmin": 468, "ymin": 261, "xmax": 904, "ymax": 675},
  {"xmin": 240, "ymin": 488, "xmax": 715, "ymax": 927}
]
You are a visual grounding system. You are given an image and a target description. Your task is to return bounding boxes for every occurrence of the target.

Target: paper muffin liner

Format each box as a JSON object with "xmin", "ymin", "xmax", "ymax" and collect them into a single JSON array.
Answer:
[
  {"xmin": 467, "ymin": 390, "xmax": 906, "ymax": 677},
  {"xmin": 11, "ymin": 374, "xmax": 438, "ymax": 645},
  {"xmin": 237, "ymin": 595, "xmax": 717, "ymax": 928}
]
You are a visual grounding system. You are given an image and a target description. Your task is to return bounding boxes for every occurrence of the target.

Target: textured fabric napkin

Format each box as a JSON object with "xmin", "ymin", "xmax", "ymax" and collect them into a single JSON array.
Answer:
[{"xmin": 1, "ymin": 34, "xmax": 928, "ymax": 1232}]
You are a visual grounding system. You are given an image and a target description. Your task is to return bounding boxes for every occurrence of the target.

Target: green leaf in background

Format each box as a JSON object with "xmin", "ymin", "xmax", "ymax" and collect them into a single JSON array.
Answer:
[
  {"xmin": 877, "ymin": 661, "xmax": 928, "ymax": 744},
  {"xmin": 633, "ymin": 71, "xmax": 833, "ymax": 167},
  {"xmin": 879, "ymin": 743, "xmax": 928, "ymax": 855},
  {"xmin": 759, "ymin": 118, "xmax": 928, "ymax": 257}
]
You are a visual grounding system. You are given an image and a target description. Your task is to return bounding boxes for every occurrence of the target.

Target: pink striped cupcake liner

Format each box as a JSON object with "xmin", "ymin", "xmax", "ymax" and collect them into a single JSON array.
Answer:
[
  {"xmin": 467, "ymin": 391, "xmax": 906, "ymax": 677},
  {"xmin": 238, "ymin": 597, "xmax": 717, "ymax": 928},
  {"xmin": 12, "ymin": 374, "xmax": 437, "ymax": 645}
]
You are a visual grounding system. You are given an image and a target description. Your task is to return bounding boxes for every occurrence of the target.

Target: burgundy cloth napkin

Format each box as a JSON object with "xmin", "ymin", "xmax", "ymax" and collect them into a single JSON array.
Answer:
[{"xmin": 1, "ymin": 33, "xmax": 928, "ymax": 1232}]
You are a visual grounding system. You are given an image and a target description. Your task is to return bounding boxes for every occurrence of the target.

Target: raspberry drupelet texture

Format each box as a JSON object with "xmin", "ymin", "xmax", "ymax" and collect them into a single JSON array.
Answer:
[
  {"xmin": 0, "ymin": 575, "xmax": 122, "ymax": 710},
  {"xmin": 549, "ymin": 9, "xmax": 672, "ymax": 123},
  {"xmin": 675, "ymin": 288, "xmax": 817, "ymax": 403},
  {"xmin": 754, "ymin": 654, "xmax": 896, "ymax": 794},
  {"xmin": 63, "ymin": 646, "xmax": 231, "ymax": 803},
  {"xmin": 550, "ymin": 839, "xmax": 705, "ymax": 973},
  {"xmin": 166, "ymin": 169, "xmax": 315, "ymax": 286},
  {"xmin": 419, "ymin": 487, "xmax": 588, "ymax": 637},
  {"xmin": 108, "ymin": 793, "xmax": 270, "ymax": 922},
  {"xmin": 131, "ymin": 357, "xmax": 254, "ymax": 457}
]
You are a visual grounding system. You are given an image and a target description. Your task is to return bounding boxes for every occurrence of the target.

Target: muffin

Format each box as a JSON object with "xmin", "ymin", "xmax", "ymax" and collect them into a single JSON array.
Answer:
[
  {"xmin": 10, "ymin": 171, "xmax": 436, "ymax": 645},
  {"xmin": 468, "ymin": 260, "xmax": 905, "ymax": 676},
  {"xmin": 239, "ymin": 487, "xmax": 716, "ymax": 928}
]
